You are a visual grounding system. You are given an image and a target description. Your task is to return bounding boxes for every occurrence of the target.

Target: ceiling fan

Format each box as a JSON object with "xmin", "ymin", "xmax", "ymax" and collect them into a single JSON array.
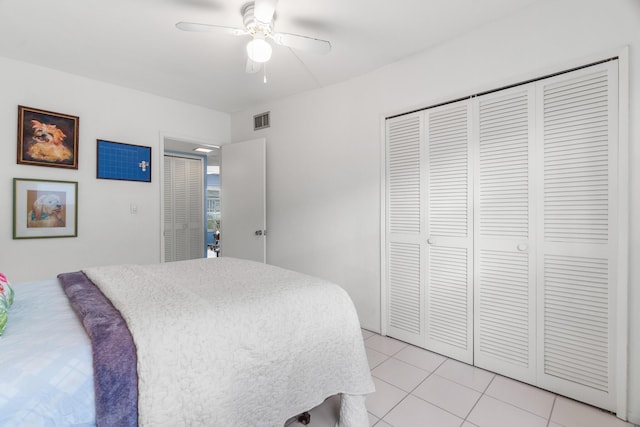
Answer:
[{"xmin": 176, "ymin": 0, "xmax": 332, "ymax": 74}]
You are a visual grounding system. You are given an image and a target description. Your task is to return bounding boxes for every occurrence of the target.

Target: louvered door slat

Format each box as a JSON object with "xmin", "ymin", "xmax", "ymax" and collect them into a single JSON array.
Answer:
[
  {"xmin": 543, "ymin": 68, "xmax": 610, "ymax": 245},
  {"xmin": 474, "ymin": 87, "xmax": 536, "ymax": 382},
  {"xmin": 385, "ymin": 112, "xmax": 425, "ymax": 346},
  {"xmin": 388, "ymin": 115, "xmax": 422, "ymax": 234},
  {"xmin": 425, "ymin": 102, "xmax": 473, "ymax": 363},
  {"xmin": 543, "ymin": 254, "xmax": 609, "ymax": 392},
  {"xmin": 388, "ymin": 242, "xmax": 422, "ymax": 335},
  {"xmin": 537, "ymin": 61, "xmax": 617, "ymax": 411},
  {"xmin": 428, "ymin": 104, "xmax": 469, "ymax": 238},
  {"xmin": 428, "ymin": 246, "xmax": 469, "ymax": 349}
]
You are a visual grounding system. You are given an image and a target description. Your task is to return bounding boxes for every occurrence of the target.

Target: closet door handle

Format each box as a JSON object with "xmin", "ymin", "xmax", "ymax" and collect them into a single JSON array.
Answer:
[
  {"xmin": 517, "ymin": 243, "xmax": 528, "ymax": 252},
  {"xmin": 427, "ymin": 238, "xmax": 434, "ymax": 245}
]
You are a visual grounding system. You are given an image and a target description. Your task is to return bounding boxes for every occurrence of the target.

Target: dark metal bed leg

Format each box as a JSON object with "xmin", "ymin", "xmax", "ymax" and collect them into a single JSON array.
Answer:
[{"xmin": 296, "ymin": 411, "xmax": 311, "ymax": 425}]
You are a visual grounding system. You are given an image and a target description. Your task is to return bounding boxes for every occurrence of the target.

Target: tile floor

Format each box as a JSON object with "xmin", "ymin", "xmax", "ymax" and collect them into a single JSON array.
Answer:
[{"xmin": 287, "ymin": 330, "xmax": 637, "ymax": 427}]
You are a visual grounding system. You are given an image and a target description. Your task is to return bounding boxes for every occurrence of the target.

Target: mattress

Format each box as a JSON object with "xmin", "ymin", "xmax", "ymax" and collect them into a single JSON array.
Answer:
[{"xmin": 0, "ymin": 279, "xmax": 95, "ymax": 427}]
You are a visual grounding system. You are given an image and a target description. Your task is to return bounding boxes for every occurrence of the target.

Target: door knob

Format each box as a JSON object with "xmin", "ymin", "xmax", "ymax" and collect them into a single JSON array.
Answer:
[
  {"xmin": 517, "ymin": 243, "xmax": 528, "ymax": 251},
  {"xmin": 255, "ymin": 230, "xmax": 263, "ymax": 236}
]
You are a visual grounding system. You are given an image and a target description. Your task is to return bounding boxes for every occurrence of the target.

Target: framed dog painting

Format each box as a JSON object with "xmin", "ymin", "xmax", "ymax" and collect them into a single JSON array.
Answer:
[
  {"xmin": 13, "ymin": 178, "xmax": 78, "ymax": 239},
  {"xmin": 17, "ymin": 106, "xmax": 79, "ymax": 169}
]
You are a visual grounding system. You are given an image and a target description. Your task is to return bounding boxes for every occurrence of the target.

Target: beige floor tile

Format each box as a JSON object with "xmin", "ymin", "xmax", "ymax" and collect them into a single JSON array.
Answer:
[
  {"xmin": 413, "ymin": 374, "xmax": 481, "ymax": 418},
  {"xmin": 364, "ymin": 334, "xmax": 408, "ymax": 356},
  {"xmin": 366, "ymin": 377, "xmax": 408, "ymax": 419},
  {"xmin": 434, "ymin": 358, "xmax": 494, "ymax": 392},
  {"xmin": 362, "ymin": 329, "xmax": 375, "ymax": 340},
  {"xmin": 393, "ymin": 345, "xmax": 447, "ymax": 372},
  {"xmin": 467, "ymin": 395, "xmax": 549, "ymax": 427},
  {"xmin": 371, "ymin": 357, "xmax": 430, "ymax": 392},
  {"xmin": 383, "ymin": 395, "xmax": 463, "ymax": 427},
  {"xmin": 365, "ymin": 347, "xmax": 390, "ymax": 370},
  {"xmin": 485, "ymin": 375, "xmax": 555, "ymax": 418},
  {"xmin": 368, "ymin": 411, "xmax": 379, "ymax": 426}
]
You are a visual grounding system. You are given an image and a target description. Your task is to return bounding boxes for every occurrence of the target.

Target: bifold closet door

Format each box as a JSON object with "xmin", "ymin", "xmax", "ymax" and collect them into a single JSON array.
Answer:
[
  {"xmin": 385, "ymin": 103, "xmax": 474, "ymax": 363},
  {"xmin": 384, "ymin": 60, "xmax": 620, "ymax": 413},
  {"xmin": 473, "ymin": 86, "xmax": 537, "ymax": 384},
  {"xmin": 424, "ymin": 101, "xmax": 474, "ymax": 363},
  {"xmin": 536, "ymin": 61, "xmax": 618, "ymax": 411},
  {"xmin": 164, "ymin": 155, "xmax": 204, "ymax": 262},
  {"xmin": 385, "ymin": 112, "xmax": 426, "ymax": 347}
]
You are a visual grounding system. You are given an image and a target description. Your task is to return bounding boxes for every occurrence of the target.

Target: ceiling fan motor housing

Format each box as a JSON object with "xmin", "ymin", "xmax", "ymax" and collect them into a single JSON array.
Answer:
[{"xmin": 242, "ymin": 3, "xmax": 273, "ymax": 36}]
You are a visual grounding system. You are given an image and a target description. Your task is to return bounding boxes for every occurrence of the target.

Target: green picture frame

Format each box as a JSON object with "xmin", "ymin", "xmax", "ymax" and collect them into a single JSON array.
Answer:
[{"xmin": 13, "ymin": 178, "xmax": 78, "ymax": 239}]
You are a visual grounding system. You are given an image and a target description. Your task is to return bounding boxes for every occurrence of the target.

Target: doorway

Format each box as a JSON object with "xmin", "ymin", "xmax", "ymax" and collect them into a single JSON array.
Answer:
[
  {"xmin": 161, "ymin": 136, "xmax": 266, "ymax": 263},
  {"xmin": 162, "ymin": 136, "xmax": 220, "ymax": 261}
]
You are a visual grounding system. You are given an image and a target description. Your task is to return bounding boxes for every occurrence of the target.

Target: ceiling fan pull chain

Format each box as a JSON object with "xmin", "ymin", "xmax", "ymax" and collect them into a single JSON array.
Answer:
[{"xmin": 263, "ymin": 62, "xmax": 267, "ymax": 84}]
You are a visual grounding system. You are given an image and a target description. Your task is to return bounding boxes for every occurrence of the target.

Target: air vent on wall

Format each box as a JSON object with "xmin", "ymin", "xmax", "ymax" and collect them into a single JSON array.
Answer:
[{"xmin": 254, "ymin": 111, "xmax": 270, "ymax": 131}]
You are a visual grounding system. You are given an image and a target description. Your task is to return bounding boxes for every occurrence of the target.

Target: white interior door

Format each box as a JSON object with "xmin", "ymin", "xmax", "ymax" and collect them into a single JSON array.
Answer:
[
  {"xmin": 536, "ymin": 61, "xmax": 618, "ymax": 411},
  {"xmin": 424, "ymin": 101, "xmax": 474, "ymax": 364},
  {"xmin": 220, "ymin": 138, "xmax": 266, "ymax": 263},
  {"xmin": 385, "ymin": 112, "xmax": 426, "ymax": 347},
  {"xmin": 164, "ymin": 155, "xmax": 204, "ymax": 262},
  {"xmin": 473, "ymin": 86, "xmax": 537, "ymax": 384}
]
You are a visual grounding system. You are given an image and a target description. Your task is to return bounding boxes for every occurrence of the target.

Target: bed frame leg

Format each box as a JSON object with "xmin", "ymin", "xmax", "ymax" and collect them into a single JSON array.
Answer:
[{"xmin": 296, "ymin": 411, "xmax": 311, "ymax": 425}]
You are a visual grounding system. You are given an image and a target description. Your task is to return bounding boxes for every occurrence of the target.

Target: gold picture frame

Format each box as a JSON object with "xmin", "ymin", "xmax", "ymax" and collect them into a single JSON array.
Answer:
[{"xmin": 17, "ymin": 105, "xmax": 79, "ymax": 169}]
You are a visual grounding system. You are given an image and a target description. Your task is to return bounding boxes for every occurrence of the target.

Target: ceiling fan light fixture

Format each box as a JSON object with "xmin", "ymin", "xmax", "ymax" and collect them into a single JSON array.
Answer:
[{"xmin": 246, "ymin": 37, "xmax": 272, "ymax": 63}]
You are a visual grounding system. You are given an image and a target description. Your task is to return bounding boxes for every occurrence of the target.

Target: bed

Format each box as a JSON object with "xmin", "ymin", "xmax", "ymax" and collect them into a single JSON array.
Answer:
[{"xmin": 0, "ymin": 257, "xmax": 374, "ymax": 427}]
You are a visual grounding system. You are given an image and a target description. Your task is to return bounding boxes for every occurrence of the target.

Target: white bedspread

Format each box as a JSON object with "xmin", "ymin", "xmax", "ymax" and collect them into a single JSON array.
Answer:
[
  {"xmin": 0, "ymin": 280, "xmax": 95, "ymax": 427},
  {"xmin": 83, "ymin": 257, "xmax": 374, "ymax": 427}
]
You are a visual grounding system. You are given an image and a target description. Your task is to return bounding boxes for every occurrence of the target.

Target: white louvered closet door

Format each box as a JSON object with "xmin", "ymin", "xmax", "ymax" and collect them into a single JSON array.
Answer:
[
  {"xmin": 385, "ymin": 112, "xmax": 426, "ymax": 347},
  {"xmin": 164, "ymin": 156, "xmax": 175, "ymax": 261},
  {"xmin": 424, "ymin": 101, "xmax": 474, "ymax": 363},
  {"xmin": 164, "ymin": 155, "xmax": 204, "ymax": 262},
  {"xmin": 383, "ymin": 60, "xmax": 621, "ymax": 414},
  {"xmin": 536, "ymin": 61, "xmax": 618, "ymax": 411},
  {"xmin": 473, "ymin": 86, "xmax": 537, "ymax": 383}
]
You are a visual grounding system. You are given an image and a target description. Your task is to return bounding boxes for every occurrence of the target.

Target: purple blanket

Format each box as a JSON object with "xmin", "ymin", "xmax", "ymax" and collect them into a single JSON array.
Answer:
[{"xmin": 58, "ymin": 271, "xmax": 138, "ymax": 427}]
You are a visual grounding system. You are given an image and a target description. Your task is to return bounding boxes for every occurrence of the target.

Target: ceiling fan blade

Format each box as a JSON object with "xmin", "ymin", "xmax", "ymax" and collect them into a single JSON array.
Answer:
[
  {"xmin": 272, "ymin": 32, "xmax": 331, "ymax": 55},
  {"xmin": 175, "ymin": 21, "xmax": 247, "ymax": 36},
  {"xmin": 253, "ymin": 0, "xmax": 278, "ymax": 23},
  {"xmin": 246, "ymin": 58, "xmax": 263, "ymax": 74}
]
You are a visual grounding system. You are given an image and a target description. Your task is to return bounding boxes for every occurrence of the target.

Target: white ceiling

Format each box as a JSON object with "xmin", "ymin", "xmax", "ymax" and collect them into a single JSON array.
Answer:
[
  {"xmin": 165, "ymin": 137, "xmax": 221, "ymax": 166},
  {"xmin": 0, "ymin": 0, "xmax": 542, "ymax": 114}
]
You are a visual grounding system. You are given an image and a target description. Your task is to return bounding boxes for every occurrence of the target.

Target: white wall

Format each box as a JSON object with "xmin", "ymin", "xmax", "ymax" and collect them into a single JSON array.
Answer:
[
  {"xmin": 230, "ymin": 0, "xmax": 640, "ymax": 421},
  {"xmin": 0, "ymin": 56, "xmax": 230, "ymax": 283}
]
